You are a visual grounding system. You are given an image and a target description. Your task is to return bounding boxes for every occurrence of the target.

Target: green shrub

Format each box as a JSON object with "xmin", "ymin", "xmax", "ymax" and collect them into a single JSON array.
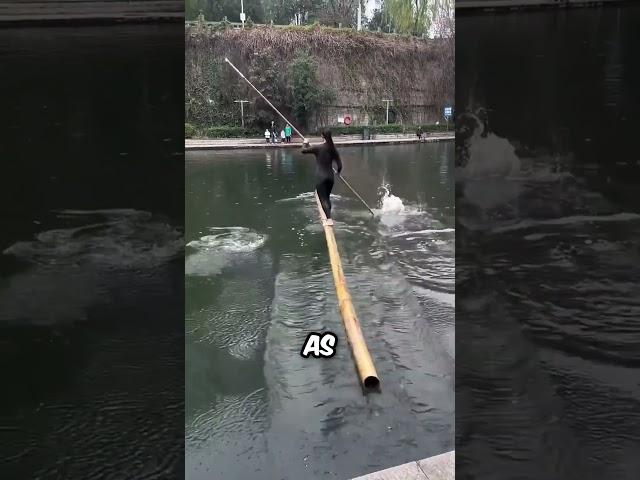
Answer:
[
  {"xmin": 371, "ymin": 124, "xmax": 406, "ymax": 134},
  {"xmin": 185, "ymin": 123, "xmax": 197, "ymax": 138},
  {"xmin": 311, "ymin": 123, "xmax": 452, "ymax": 136},
  {"xmin": 289, "ymin": 51, "xmax": 325, "ymax": 130},
  {"xmin": 202, "ymin": 126, "xmax": 263, "ymax": 138},
  {"xmin": 422, "ymin": 123, "xmax": 452, "ymax": 132},
  {"xmin": 187, "ymin": 123, "xmax": 452, "ymax": 139}
]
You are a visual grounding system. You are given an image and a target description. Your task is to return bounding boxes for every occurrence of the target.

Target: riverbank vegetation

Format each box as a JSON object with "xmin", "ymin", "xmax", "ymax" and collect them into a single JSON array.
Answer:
[
  {"xmin": 186, "ymin": 0, "xmax": 453, "ymax": 38},
  {"xmin": 184, "ymin": 122, "xmax": 449, "ymax": 139},
  {"xmin": 185, "ymin": 23, "xmax": 453, "ymax": 136}
]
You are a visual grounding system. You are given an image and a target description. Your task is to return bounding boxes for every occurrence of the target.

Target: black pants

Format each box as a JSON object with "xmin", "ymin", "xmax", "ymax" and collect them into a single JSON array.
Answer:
[{"xmin": 316, "ymin": 177, "xmax": 334, "ymax": 219}]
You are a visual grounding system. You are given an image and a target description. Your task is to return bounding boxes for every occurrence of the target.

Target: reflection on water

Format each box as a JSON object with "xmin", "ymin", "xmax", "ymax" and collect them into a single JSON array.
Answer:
[
  {"xmin": 185, "ymin": 143, "xmax": 454, "ymax": 479},
  {"xmin": 0, "ymin": 25, "xmax": 184, "ymax": 478},
  {"xmin": 457, "ymin": 5, "xmax": 640, "ymax": 478},
  {"xmin": 1, "ymin": 209, "xmax": 182, "ymax": 325}
]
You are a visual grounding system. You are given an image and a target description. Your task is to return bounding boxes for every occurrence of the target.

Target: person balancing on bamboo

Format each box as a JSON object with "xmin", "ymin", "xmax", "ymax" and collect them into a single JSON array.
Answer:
[
  {"xmin": 301, "ymin": 130, "xmax": 342, "ymax": 226},
  {"xmin": 223, "ymin": 57, "xmax": 375, "ymax": 219}
]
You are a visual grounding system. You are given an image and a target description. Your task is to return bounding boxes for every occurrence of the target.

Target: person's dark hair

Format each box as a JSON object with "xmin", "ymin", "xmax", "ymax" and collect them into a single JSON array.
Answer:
[{"xmin": 322, "ymin": 129, "xmax": 337, "ymax": 154}]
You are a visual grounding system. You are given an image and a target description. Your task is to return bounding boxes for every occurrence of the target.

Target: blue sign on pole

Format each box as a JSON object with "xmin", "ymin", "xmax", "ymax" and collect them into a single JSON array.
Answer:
[{"xmin": 444, "ymin": 106, "xmax": 453, "ymax": 118}]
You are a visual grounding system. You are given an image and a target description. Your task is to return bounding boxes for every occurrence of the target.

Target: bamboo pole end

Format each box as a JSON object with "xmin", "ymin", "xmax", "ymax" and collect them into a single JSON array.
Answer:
[{"xmin": 363, "ymin": 375, "xmax": 381, "ymax": 390}]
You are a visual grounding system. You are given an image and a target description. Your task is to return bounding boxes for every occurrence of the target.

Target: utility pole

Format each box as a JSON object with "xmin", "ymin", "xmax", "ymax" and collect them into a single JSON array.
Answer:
[
  {"xmin": 382, "ymin": 99, "xmax": 392, "ymax": 124},
  {"xmin": 240, "ymin": 0, "xmax": 245, "ymax": 28},
  {"xmin": 234, "ymin": 100, "xmax": 250, "ymax": 128},
  {"xmin": 357, "ymin": 2, "xmax": 362, "ymax": 31}
]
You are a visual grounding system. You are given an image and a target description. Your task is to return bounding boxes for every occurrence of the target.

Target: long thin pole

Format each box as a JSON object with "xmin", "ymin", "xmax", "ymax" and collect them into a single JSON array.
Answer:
[
  {"xmin": 315, "ymin": 192, "xmax": 380, "ymax": 392},
  {"xmin": 225, "ymin": 57, "xmax": 375, "ymax": 216},
  {"xmin": 334, "ymin": 170, "xmax": 375, "ymax": 216},
  {"xmin": 224, "ymin": 57, "xmax": 305, "ymax": 139}
]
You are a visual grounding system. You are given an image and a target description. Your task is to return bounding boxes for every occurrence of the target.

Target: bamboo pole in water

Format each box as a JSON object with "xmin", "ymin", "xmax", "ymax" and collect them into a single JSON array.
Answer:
[{"xmin": 315, "ymin": 192, "xmax": 380, "ymax": 391}]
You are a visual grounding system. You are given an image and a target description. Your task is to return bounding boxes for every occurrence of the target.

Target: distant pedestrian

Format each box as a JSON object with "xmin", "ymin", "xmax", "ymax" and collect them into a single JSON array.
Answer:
[
  {"xmin": 264, "ymin": 128, "xmax": 270, "ymax": 143},
  {"xmin": 281, "ymin": 129, "xmax": 286, "ymax": 143},
  {"xmin": 285, "ymin": 124, "xmax": 292, "ymax": 143}
]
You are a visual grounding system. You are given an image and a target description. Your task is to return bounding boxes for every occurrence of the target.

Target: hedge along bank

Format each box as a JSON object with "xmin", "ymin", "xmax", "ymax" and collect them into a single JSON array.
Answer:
[
  {"xmin": 185, "ymin": 24, "xmax": 454, "ymax": 134},
  {"xmin": 184, "ymin": 123, "xmax": 452, "ymax": 139}
]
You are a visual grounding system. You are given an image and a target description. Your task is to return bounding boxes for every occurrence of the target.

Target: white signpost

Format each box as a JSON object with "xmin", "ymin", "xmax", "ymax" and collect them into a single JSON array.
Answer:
[
  {"xmin": 383, "ymin": 100, "xmax": 393, "ymax": 124},
  {"xmin": 234, "ymin": 100, "xmax": 250, "ymax": 128}
]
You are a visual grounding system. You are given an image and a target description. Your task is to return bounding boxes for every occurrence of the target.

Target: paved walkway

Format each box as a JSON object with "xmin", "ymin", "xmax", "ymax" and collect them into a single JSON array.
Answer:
[
  {"xmin": 185, "ymin": 132, "xmax": 454, "ymax": 151},
  {"xmin": 352, "ymin": 451, "xmax": 454, "ymax": 480}
]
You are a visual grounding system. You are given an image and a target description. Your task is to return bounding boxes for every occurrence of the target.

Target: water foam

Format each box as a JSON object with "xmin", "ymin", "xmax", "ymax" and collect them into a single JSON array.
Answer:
[
  {"xmin": 378, "ymin": 185, "xmax": 406, "ymax": 214},
  {"xmin": 3, "ymin": 209, "xmax": 182, "ymax": 269},
  {"xmin": 458, "ymin": 110, "xmax": 521, "ymax": 180},
  {"xmin": 463, "ymin": 132, "xmax": 521, "ymax": 179},
  {"xmin": 276, "ymin": 191, "xmax": 345, "ymax": 203},
  {"xmin": 391, "ymin": 228, "xmax": 455, "ymax": 238},
  {"xmin": 275, "ymin": 192, "xmax": 316, "ymax": 203},
  {"xmin": 492, "ymin": 212, "xmax": 640, "ymax": 234},
  {"xmin": 185, "ymin": 227, "xmax": 267, "ymax": 276},
  {"xmin": 1, "ymin": 209, "xmax": 182, "ymax": 325},
  {"xmin": 186, "ymin": 227, "xmax": 266, "ymax": 253}
]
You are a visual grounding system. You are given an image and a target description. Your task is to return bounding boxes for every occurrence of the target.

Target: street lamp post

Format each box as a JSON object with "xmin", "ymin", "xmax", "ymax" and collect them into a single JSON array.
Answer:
[
  {"xmin": 382, "ymin": 99, "xmax": 392, "ymax": 125},
  {"xmin": 234, "ymin": 100, "xmax": 250, "ymax": 128}
]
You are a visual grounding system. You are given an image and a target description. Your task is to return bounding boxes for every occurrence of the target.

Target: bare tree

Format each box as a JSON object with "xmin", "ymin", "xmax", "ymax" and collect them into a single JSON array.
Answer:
[
  {"xmin": 320, "ymin": 0, "xmax": 360, "ymax": 27},
  {"xmin": 430, "ymin": 0, "xmax": 454, "ymax": 39}
]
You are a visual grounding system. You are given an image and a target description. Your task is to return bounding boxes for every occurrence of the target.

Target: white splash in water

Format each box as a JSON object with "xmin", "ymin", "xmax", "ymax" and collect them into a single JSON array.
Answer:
[
  {"xmin": 186, "ymin": 227, "xmax": 266, "ymax": 253},
  {"xmin": 457, "ymin": 111, "xmax": 525, "ymax": 212},
  {"xmin": 185, "ymin": 227, "xmax": 267, "ymax": 276},
  {"xmin": 379, "ymin": 185, "xmax": 406, "ymax": 214},
  {"xmin": 3, "ymin": 209, "xmax": 182, "ymax": 268},
  {"xmin": 462, "ymin": 131, "xmax": 521, "ymax": 179},
  {"xmin": 1, "ymin": 209, "xmax": 183, "ymax": 324}
]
